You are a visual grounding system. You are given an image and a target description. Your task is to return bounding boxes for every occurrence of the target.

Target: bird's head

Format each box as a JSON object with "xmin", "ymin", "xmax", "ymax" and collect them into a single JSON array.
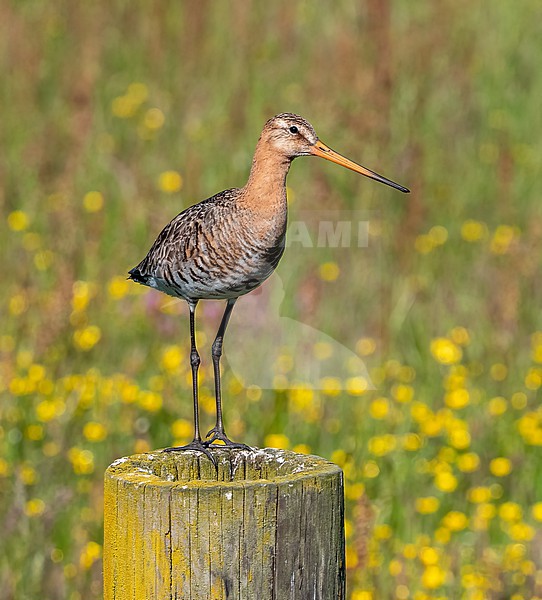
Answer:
[{"xmin": 261, "ymin": 112, "xmax": 410, "ymax": 193}]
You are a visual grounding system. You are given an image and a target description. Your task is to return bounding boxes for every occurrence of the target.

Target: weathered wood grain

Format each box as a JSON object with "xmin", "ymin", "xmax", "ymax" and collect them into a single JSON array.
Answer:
[{"xmin": 104, "ymin": 448, "xmax": 345, "ymax": 599}]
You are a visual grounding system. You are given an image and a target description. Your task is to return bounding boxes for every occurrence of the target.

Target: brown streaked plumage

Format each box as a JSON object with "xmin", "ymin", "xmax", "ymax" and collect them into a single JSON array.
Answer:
[{"xmin": 129, "ymin": 113, "xmax": 409, "ymax": 463}]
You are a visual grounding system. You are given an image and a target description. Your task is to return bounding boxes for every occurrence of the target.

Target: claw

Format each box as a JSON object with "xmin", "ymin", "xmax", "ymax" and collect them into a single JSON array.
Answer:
[
  {"xmin": 205, "ymin": 427, "xmax": 252, "ymax": 451},
  {"xmin": 164, "ymin": 439, "xmax": 217, "ymax": 467}
]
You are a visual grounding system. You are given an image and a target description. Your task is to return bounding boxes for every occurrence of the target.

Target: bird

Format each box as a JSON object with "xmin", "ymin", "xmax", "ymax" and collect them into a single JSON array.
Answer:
[{"xmin": 129, "ymin": 113, "xmax": 409, "ymax": 463}]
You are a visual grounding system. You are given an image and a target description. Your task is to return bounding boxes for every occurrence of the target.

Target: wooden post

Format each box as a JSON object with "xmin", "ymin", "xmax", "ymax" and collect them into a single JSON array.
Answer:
[{"xmin": 104, "ymin": 448, "xmax": 345, "ymax": 599}]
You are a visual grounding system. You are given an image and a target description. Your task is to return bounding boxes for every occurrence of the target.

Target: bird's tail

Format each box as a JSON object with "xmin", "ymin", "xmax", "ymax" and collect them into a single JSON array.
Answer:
[{"xmin": 127, "ymin": 267, "xmax": 148, "ymax": 285}]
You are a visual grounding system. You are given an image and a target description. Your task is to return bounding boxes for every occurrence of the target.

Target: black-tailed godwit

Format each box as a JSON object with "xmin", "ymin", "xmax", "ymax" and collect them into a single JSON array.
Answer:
[{"xmin": 129, "ymin": 113, "xmax": 409, "ymax": 462}]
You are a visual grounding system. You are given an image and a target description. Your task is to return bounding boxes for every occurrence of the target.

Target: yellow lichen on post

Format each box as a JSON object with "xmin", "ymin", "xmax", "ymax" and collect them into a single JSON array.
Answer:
[{"xmin": 104, "ymin": 448, "xmax": 345, "ymax": 599}]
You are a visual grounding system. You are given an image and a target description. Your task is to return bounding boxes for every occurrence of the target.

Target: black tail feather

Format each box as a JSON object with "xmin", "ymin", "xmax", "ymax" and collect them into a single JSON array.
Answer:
[{"xmin": 128, "ymin": 267, "xmax": 148, "ymax": 285}]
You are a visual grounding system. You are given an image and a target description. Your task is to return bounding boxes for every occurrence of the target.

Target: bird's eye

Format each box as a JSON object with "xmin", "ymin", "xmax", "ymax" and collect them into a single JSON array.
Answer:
[{"xmin": 289, "ymin": 126, "xmax": 299, "ymax": 134}]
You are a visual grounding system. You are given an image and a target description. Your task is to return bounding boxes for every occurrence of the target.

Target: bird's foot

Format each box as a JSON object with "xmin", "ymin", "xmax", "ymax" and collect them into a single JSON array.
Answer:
[
  {"xmin": 163, "ymin": 439, "xmax": 217, "ymax": 467},
  {"xmin": 205, "ymin": 427, "xmax": 252, "ymax": 451}
]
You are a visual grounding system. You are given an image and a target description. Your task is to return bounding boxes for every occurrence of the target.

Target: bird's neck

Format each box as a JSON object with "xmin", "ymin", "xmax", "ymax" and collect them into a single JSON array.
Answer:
[{"xmin": 241, "ymin": 141, "xmax": 291, "ymax": 216}]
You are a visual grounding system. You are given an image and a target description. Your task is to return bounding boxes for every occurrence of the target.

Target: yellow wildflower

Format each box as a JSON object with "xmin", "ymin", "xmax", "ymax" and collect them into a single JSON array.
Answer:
[
  {"xmin": 445, "ymin": 388, "xmax": 470, "ymax": 409},
  {"xmin": 499, "ymin": 502, "xmax": 522, "ymax": 522},
  {"xmin": 83, "ymin": 422, "xmax": 107, "ymax": 442},
  {"xmin": 264, "ymin": 433, "xmax": 290, "ymax": 449},
  {"xmin": 158, "ymin": 170, "xmax": 183, "ymax": 193},
  {"xmin": 532, "ymin": 502, "xmax": 542, "ymax": 522},
  {"xmin": 171, "ymin": 419, "xmax": 192, "ymax": 440},
  {"xmin": 25, "ymin": 498, "xmax": 46, "ymax": 517},
  {"xmin": 415, "ymin": 496, "xmax": 440, "ymax": 514},
  {"xmin": 430, "ymin": 338, "xmax": 462, "ymax": 365},
  {"xmin": 489, "ymin": 457, "xmax": 512, "ymax": 477},
  {"xmin": 392, "ymin": 384, "xmax": 414, "ymax": 403},
  {"xmin": 80, "ymin": 541, "xmax": 102, "ymax": 570},
  {"xmin": 73, "ymin": 325, "xmax": 101, "ymax": 351},
  {"xmin": 83, "ymin": 191, "xmax": 104, "ymax": 213},
  {"xmin": 369, "ymin": 397, "xmax": 389, "ymax": 419},
  {"xmin": 488, "ymin": 396, "xmax": 507, "ymax": 416},
  {"xmin": 442, "ymin": 511, "xmax": 468, "ymax": 531},
  {"xmin": 457, "ymin": 452, "xmax": 480, "ymax": 472},
  {"xmin": 461, "ymin": 219, "xmax": 487, "ymax": 242},
  {"xmin": 319, "ymin": 261, "xmax": 340, "ymax": 282},
  {"xmin": 422, "ymin": 565, "xmax": 446, "ymax": 589},
  {"xmin": 368, "ymin": 434, "xmax": 396, "ymax": 457},
  {"xmin": 434, "ymin": 471, "xmax": 458, "ymax": 493},
  {"xmin": 8, "ymin": 210, "xmax": 30, "ymax": 231}
]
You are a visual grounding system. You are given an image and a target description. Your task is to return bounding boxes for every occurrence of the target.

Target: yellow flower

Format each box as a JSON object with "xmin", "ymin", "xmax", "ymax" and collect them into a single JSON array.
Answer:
[
  {"xmin": 25, "ymin": 424, "xmax": 44, "ymax": 441},
  {"xmin": 489, "ymin": 457, "xmax": 512, "ymax": 477},
  {"xmin": 108, "ymin": 276, "xmax": 130, "ymax": 300},
  {"xmin": 509, "ymin": 523, "xmax": 535, "ymax": 542},
  {"xmin": 25, "ymin": 498, "xmax": 46, "ymax": 517},
  {"xmin": 490, "ymin": 224, "xmax": 519, "ymax": 255},
  {"xmin": 415, "ymin": 234, "xmax": 435, "ymax": 254},
  {"xmin": 511, "ymin": 392, "xmax": 527, "ymax": 409},
  {"xmin": 428, "ymin": 225, "xmax": 448, "ymax": 245},
  {"xmin": 403, "ymin": 433, "xmax": 423, "ymax": 451},
  {"xmin": 422, "ymin": 565, "xmax": 446, "ymax": 589},
  {"xmin": 171, "ymin": 419, "xmax": 192, "ymax": 440},
  {"xmin": 368, "ymin": 434, "xmax": 396, "ymax": 457},
  {"xmin": 138, "ymin": 391, "xmax": 162, "ymax": 412},
  {"xmin": 430, "ymin": 338, "xmax": 462, "ymax": 365},
  {"xmin": 80, "ymin": 541, "xmax": 102, "ymax": 570},
  {"xmin": 415, "ymin": 496, "xmax": 440, "ymax": 515},
  {"xmin": 389, "ymin": 559, "xmax": 402, "ymax": 577},
  {"xmin": 532, "ymin": 502, "xmax": 542, "ymax": 522},
  {"xmin": 369, "ymin": 397, "xmax": 389, "ymax": 419},
  {"xmin": 292, "ymin": 443, "xmax": 310, "ymax": 454},
  {"xmin": 142, "ymin": 107, "xmax": 165, "ymax": 130},
  {"xmin": 374, "ymin": 524, "xmax": 392, "ymax": 540},
  {"xmin": 20, "ymin": 464, "xmax": 37, "ymax": 485},
  {"xmin": 434, "ymin": 471, "xmax": 458, "ymax": 493},
  {"xmin": 8, "ymin": 210, "xmax": 30, "ymax": 231},
  {"xmin": 442, "ymin": 511, "xmax": 468, "ymax": 531},
  {"xmin": 444, "ymin": 388, "xmax": 470, "ymax": 409},
  {"xmin": 461, "ymin": 219, "xmax": 487, "ymax": 242},
  {"xmin": 468, "ymin": 487, "xmax": 492, "ymax": 503},
  {"xmin": 264, "ymin": 433, "xmax": 290, "ymax": 449},
  {"xmin": 73, "ymin": 325, "xmax": 101, "ymax": 351},
  {"xmin": 448, "ymin": 427, "xmax": 470, "ymax": 450},
  {"xmin": 161, "ymin": 345, "xmax": 184, "ymax": 373},
  {"xmin": 83, "ymin": 191, "xmax": 104, "ymax": 213},
  {"xmin": 67, "ymin": 447, "xmax": 95, "ymax": 475},
  {"xmin": 319, "ymin": 261, "xmax": 340, "ymax": 282},
  {"xmin": 320, "ymin": 376, "xmax": 341, "ymax": 396},
  {"xmin": 488, "ymin": 396, "xmax": 508, "ymax": 416},
  {"xmin": 346, "ymin": 376, "xmax": 368, "ymax": 396},
  {"xmin": 450, "ymin": 326, "xmax": 470, "ymax": 345},
  {"xmin": 356, "ymin": 337, "xmax": 376, "ymax": 356},
  {"xmin": 490, "ymin": 363, "xmax": 508, "ymax": 381},
  {"xmin": 419, "ymin": 546, "xmax": 439, "ymax": 565},
  {"xmin": 392, "ymin": 384, "xmax": 414, "ymax": 403},
  {"xmin": 83, "ymin": 422, "xmax": 107, "ymax": 442},
  {"xmin": 499, "ymin": 502, "xmax": 522, "ymax": 522},
  {"xmin": 363, "ymin": 461, "xmax": 380, "ymax": 478},
  {"xmin": 158, "ymin": 170, "xmax": 183, "ymax": 193},
  {"xmin": 351, "ymin": 590, "xmax": 372, "ymax": 600},
  {"xmin": 525, "ymin": 368, "xmax": 542, "ymax": 390},
  {"xmin": 457, "ymin": 452, "xmax": 480, "ymax": 472},
  {"xmin": 36, "ymin": 398, "xmax": 66, "ymax": 422}
]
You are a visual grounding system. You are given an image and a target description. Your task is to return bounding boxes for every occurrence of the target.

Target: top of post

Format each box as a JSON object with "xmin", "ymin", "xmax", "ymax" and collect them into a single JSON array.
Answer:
[{"xmin": 105, "ymin": 447, "xmax": 341, "ymax": 487}]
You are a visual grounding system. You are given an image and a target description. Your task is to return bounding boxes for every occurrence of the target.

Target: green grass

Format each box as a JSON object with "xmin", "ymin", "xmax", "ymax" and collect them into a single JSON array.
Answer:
[{"xmin": 2, "ymin": 2, "xmax": 542, "ymax": 598}]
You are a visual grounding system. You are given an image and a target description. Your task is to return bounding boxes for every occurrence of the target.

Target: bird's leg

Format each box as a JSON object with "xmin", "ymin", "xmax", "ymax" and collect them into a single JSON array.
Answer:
[
  {"xmin": 164, "ymin": 300, "xmax": 216, "ymax": 465},
  {"xmin": 206, "ymin": 298, "xmax": 250, "ymax": 450}
]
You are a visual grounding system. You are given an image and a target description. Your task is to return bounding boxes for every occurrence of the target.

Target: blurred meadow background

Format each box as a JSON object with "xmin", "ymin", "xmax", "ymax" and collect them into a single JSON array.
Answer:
[{"xmin": 2, "ymin": 1, "xmax": 542, "ymax": 598}]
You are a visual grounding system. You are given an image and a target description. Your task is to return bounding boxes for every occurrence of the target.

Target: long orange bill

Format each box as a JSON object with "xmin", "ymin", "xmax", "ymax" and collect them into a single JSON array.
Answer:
[{"xmin": 310, "ymin": 140, "xmax": 410, "ymax": 193}]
